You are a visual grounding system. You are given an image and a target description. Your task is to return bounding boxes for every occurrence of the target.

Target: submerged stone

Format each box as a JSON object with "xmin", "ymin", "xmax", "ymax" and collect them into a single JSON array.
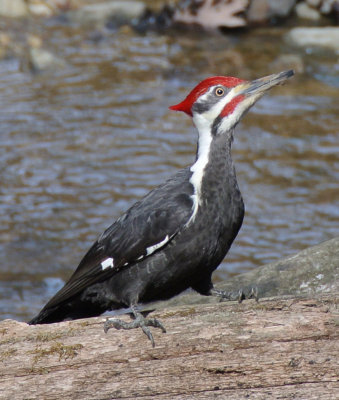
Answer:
[{"xmin": 286, "ymin": 27, "xmax": 339, "ymax": 50}]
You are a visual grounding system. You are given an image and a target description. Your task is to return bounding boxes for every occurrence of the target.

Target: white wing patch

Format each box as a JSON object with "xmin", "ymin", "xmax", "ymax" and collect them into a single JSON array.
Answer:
[
  {"xmin": 101, "ymin": 257, "xmax": 114, "ymax": 270},
  {"xmin": 146, "ymin": 235, "xmax": 170, "ymax": 256},
  {"xmin": 101, "ymin": 236, "xmax": 171, "ymax": 271}
]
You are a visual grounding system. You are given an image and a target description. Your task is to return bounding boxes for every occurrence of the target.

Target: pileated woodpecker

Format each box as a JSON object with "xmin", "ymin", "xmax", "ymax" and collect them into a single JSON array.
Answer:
[{"xmin": 29, "ymin": 70, "xmax": 294, "ymax": 346}]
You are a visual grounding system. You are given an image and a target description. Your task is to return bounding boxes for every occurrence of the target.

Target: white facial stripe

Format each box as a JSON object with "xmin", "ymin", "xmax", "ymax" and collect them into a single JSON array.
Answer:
[
  {"xmin": 101, "ymin": 257, "xmax": 114, "ymax": 270},
  {"xmin": 216, "ymin": 93, "xmax": 261, "ymax": 135},
  {"xmin": 196, "ymin": 85, "xmax": 215, "ymax": 102}
]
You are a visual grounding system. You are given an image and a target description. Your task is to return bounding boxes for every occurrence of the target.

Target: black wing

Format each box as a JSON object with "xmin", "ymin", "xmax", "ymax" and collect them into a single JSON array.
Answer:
[{"xmin": 43, "ymin": 168, "xmax": 194, "ymax": 309}]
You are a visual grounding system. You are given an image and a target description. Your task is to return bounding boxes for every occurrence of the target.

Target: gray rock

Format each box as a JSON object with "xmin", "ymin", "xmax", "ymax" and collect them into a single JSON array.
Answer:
[
  {"xmin": 0, "ymin": 33, "xmax": 12, "ymax": 60},
  {"xmin": 27, "ymin": 1, "xmax": 56, "ymax": 17},
  {"xmin": 267, "ymin": 0, "xmax": 297, "ymax": 17},
  {"xmin": 68, "ymin": 1, "xmax": 146, "ymax": 26},
  {"xmin": 320, "ymin": 0, "xmax": 337, "ymax": 14},
  {"xmin": 0, "ymin": 0, "xmax": 28, "ymax": 17},
  {"xmin": 21, "ymin": 35, "xmax": 66, "ymax": 72},
  {"xmin": 219, "ymin": 236, "xmax": 339, "ymax": 298},
  {"xmin": 28, "ymin": 47, "xmax": 66, "ymax": 72},
  {"xmin": 306, "ymin": 0, "xmax": 322, "ymax": 7},
  {"xmin": 153, "ymin": 237, "xmax": 339, "ymax": 310},
  {"xmin": 286, "ymin": 27, "xmax": 339, "ymax": 50},
  {"xmin": 295, "ymin": 1, "xmax": 321, "ymax": 20},
  {"xmin": 247, "ymin": 0, "xmax": 296, "ymax": 23}
]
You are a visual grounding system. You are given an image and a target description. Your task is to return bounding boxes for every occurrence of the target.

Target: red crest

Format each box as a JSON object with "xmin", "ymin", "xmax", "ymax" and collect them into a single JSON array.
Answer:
[{"xmin": 169, "ymin": 76, "xmax": 245, "ymax": 116}]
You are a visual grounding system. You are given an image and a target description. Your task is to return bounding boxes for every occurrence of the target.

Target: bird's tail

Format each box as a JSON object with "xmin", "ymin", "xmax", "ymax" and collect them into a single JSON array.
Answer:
[
  {"xmin": 28, "ymin": 298, "xmax": 106, "ymax": 325},
  {"xmin": 29, "ymin": 306, "xmax": 61, "ymax": 325}
]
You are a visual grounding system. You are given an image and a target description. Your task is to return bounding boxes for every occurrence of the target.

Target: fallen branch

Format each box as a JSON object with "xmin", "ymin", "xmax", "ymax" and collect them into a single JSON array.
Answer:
[{"xmin": 0, "ymin": 294, "xmax": 338, "ymax": 399}]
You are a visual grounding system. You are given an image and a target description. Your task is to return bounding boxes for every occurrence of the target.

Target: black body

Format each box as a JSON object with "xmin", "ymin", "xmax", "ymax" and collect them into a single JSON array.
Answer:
[{"xmin": 29, "ymin": 133, "xmax": 243, "ymax": 324}]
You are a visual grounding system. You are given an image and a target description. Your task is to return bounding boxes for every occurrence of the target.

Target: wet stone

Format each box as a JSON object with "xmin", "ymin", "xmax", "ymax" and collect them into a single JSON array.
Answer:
[
  {"xmin": 67, "ymin": 1, "xmax": 146, "ymax": 26},
  {"xmin": 0, "ymin": 0, "xmax": 28, "ymax": 17},
  {"xmin": 247, "ymin": 0, "xmax": 296, "ymax": 23},
  {"xmin": 286, "ymin": 27, "xmax": 339, "ymax": 50},
  {"xmin": 295, "ymin": 2, "xmax": 322, "ymax": 20}
]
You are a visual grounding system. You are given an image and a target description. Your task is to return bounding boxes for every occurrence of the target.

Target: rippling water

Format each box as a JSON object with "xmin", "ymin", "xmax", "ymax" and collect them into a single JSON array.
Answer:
[{"xmin": 0, "ymin": 20, "xmax": 338, "ymax": 321}]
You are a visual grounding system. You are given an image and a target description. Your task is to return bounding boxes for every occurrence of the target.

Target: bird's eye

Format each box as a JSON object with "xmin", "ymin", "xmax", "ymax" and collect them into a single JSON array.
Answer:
[{"xmin": 215, "ymin": 87, "xmax": 225, "ymax": 96}]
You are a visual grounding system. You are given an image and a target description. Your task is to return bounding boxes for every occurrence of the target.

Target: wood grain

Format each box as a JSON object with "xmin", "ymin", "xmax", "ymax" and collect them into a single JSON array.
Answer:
[{"xmin": 0, "ymin": 294, "xmax": 338, "ymax": 399}]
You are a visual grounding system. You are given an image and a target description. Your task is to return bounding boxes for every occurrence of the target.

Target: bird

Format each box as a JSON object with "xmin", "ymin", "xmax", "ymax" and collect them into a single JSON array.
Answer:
[{"xmin": 29, "ymin": 70, "xmax": 294, "ymax": 346}]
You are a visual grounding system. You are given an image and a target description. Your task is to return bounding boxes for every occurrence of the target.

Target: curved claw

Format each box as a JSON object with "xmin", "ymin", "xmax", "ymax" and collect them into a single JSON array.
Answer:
[
  {"xmin": 149, "ymin": 317, "xmax": 167, "ymax": 333},
  {"xmin": 211, "ymin": 286, "xmax": 259, "ymax": 303},
  {"xmin": 249, "ymin": 286, "xmax": 259, "ymax": 302},
  {"xmin": 139, "ymin": 317, "xmax": 166, "ymax": 348},
  {"xmin": 237, "ymin": 289, "xmax": 245, "ymax": 303},
  {"xmin": 141, "ymin": 325, "xmax": 155, "ymax": 347}
]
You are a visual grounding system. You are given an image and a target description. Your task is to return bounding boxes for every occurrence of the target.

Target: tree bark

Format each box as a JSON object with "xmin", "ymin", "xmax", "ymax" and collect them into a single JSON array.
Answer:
[{"xmin": 0, "ymin": 294, "xmax": 338, "ymax": 400}]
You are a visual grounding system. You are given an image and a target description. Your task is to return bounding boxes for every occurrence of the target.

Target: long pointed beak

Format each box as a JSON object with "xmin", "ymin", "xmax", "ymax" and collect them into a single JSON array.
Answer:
[{"xmin": 237, "ymin": 70, "xmax": 294, "ymax": 97}]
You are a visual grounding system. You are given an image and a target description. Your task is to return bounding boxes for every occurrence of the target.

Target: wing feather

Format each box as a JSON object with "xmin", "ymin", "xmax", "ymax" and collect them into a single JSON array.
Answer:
[{"xmin": 43, "ymin": 168, "xmax": 194, "ymax": 309}]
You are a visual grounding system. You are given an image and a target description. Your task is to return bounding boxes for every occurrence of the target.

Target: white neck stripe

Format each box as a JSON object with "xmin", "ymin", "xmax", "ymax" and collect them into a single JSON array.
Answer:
[
  {"xmin": 186, "ymin": 114, "xmax": 212, "ymax": 226},
  {"xmin": 185, "ymin": 86, "xmax": 242, "ymax": 227}
]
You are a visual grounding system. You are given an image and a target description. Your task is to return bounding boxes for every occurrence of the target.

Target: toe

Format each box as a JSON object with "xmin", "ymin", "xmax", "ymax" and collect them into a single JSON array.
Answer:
[
  {"xmin": 153, "ymin": 318, "xmax": 166, "ymax": 333},
  {"xmin": 141, "ymin": 326, "xmax": 155, "ymax": 347}
]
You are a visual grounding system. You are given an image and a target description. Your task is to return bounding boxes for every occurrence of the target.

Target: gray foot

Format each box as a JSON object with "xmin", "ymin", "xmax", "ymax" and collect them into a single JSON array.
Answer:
[
  {"xmin": 211, "ymin": 286, "xmax": 259, "ymax": 303},
  {"xmin": 104, "ymin": 306, "xmax": 166, "ymax": 347}
]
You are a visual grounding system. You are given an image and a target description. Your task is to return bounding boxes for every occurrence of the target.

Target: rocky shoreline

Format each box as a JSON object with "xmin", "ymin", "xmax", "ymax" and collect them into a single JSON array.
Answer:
[
  {"xmin": 0, "ymin": 1, "xmax": 338, "ymax": 74},
  {"xmin": 0, "ymin": 0, "xmax": 337, "ymax": 28}
]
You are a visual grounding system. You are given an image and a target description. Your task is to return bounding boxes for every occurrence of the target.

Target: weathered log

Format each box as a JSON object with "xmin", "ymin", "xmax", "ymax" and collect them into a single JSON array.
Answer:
[{"xmin": 0, "ymin": 294, "xmax": 338, "ymax": 399}]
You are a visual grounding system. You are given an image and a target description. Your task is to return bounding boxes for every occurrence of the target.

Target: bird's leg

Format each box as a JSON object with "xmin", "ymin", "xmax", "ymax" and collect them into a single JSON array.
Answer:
[
  {"xmin": 104, "ymin": 305, "xmax": 166, "ymax": 347},
  {"xmin": 211, "ymin": 286, "xmax": 259, "ymax": 303}
]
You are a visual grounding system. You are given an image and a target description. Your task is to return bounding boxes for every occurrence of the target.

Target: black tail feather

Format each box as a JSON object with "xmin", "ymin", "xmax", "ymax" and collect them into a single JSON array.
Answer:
[{"xmin": 28, "ymin": 299, "xmax": 107, "ymax": 325}]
